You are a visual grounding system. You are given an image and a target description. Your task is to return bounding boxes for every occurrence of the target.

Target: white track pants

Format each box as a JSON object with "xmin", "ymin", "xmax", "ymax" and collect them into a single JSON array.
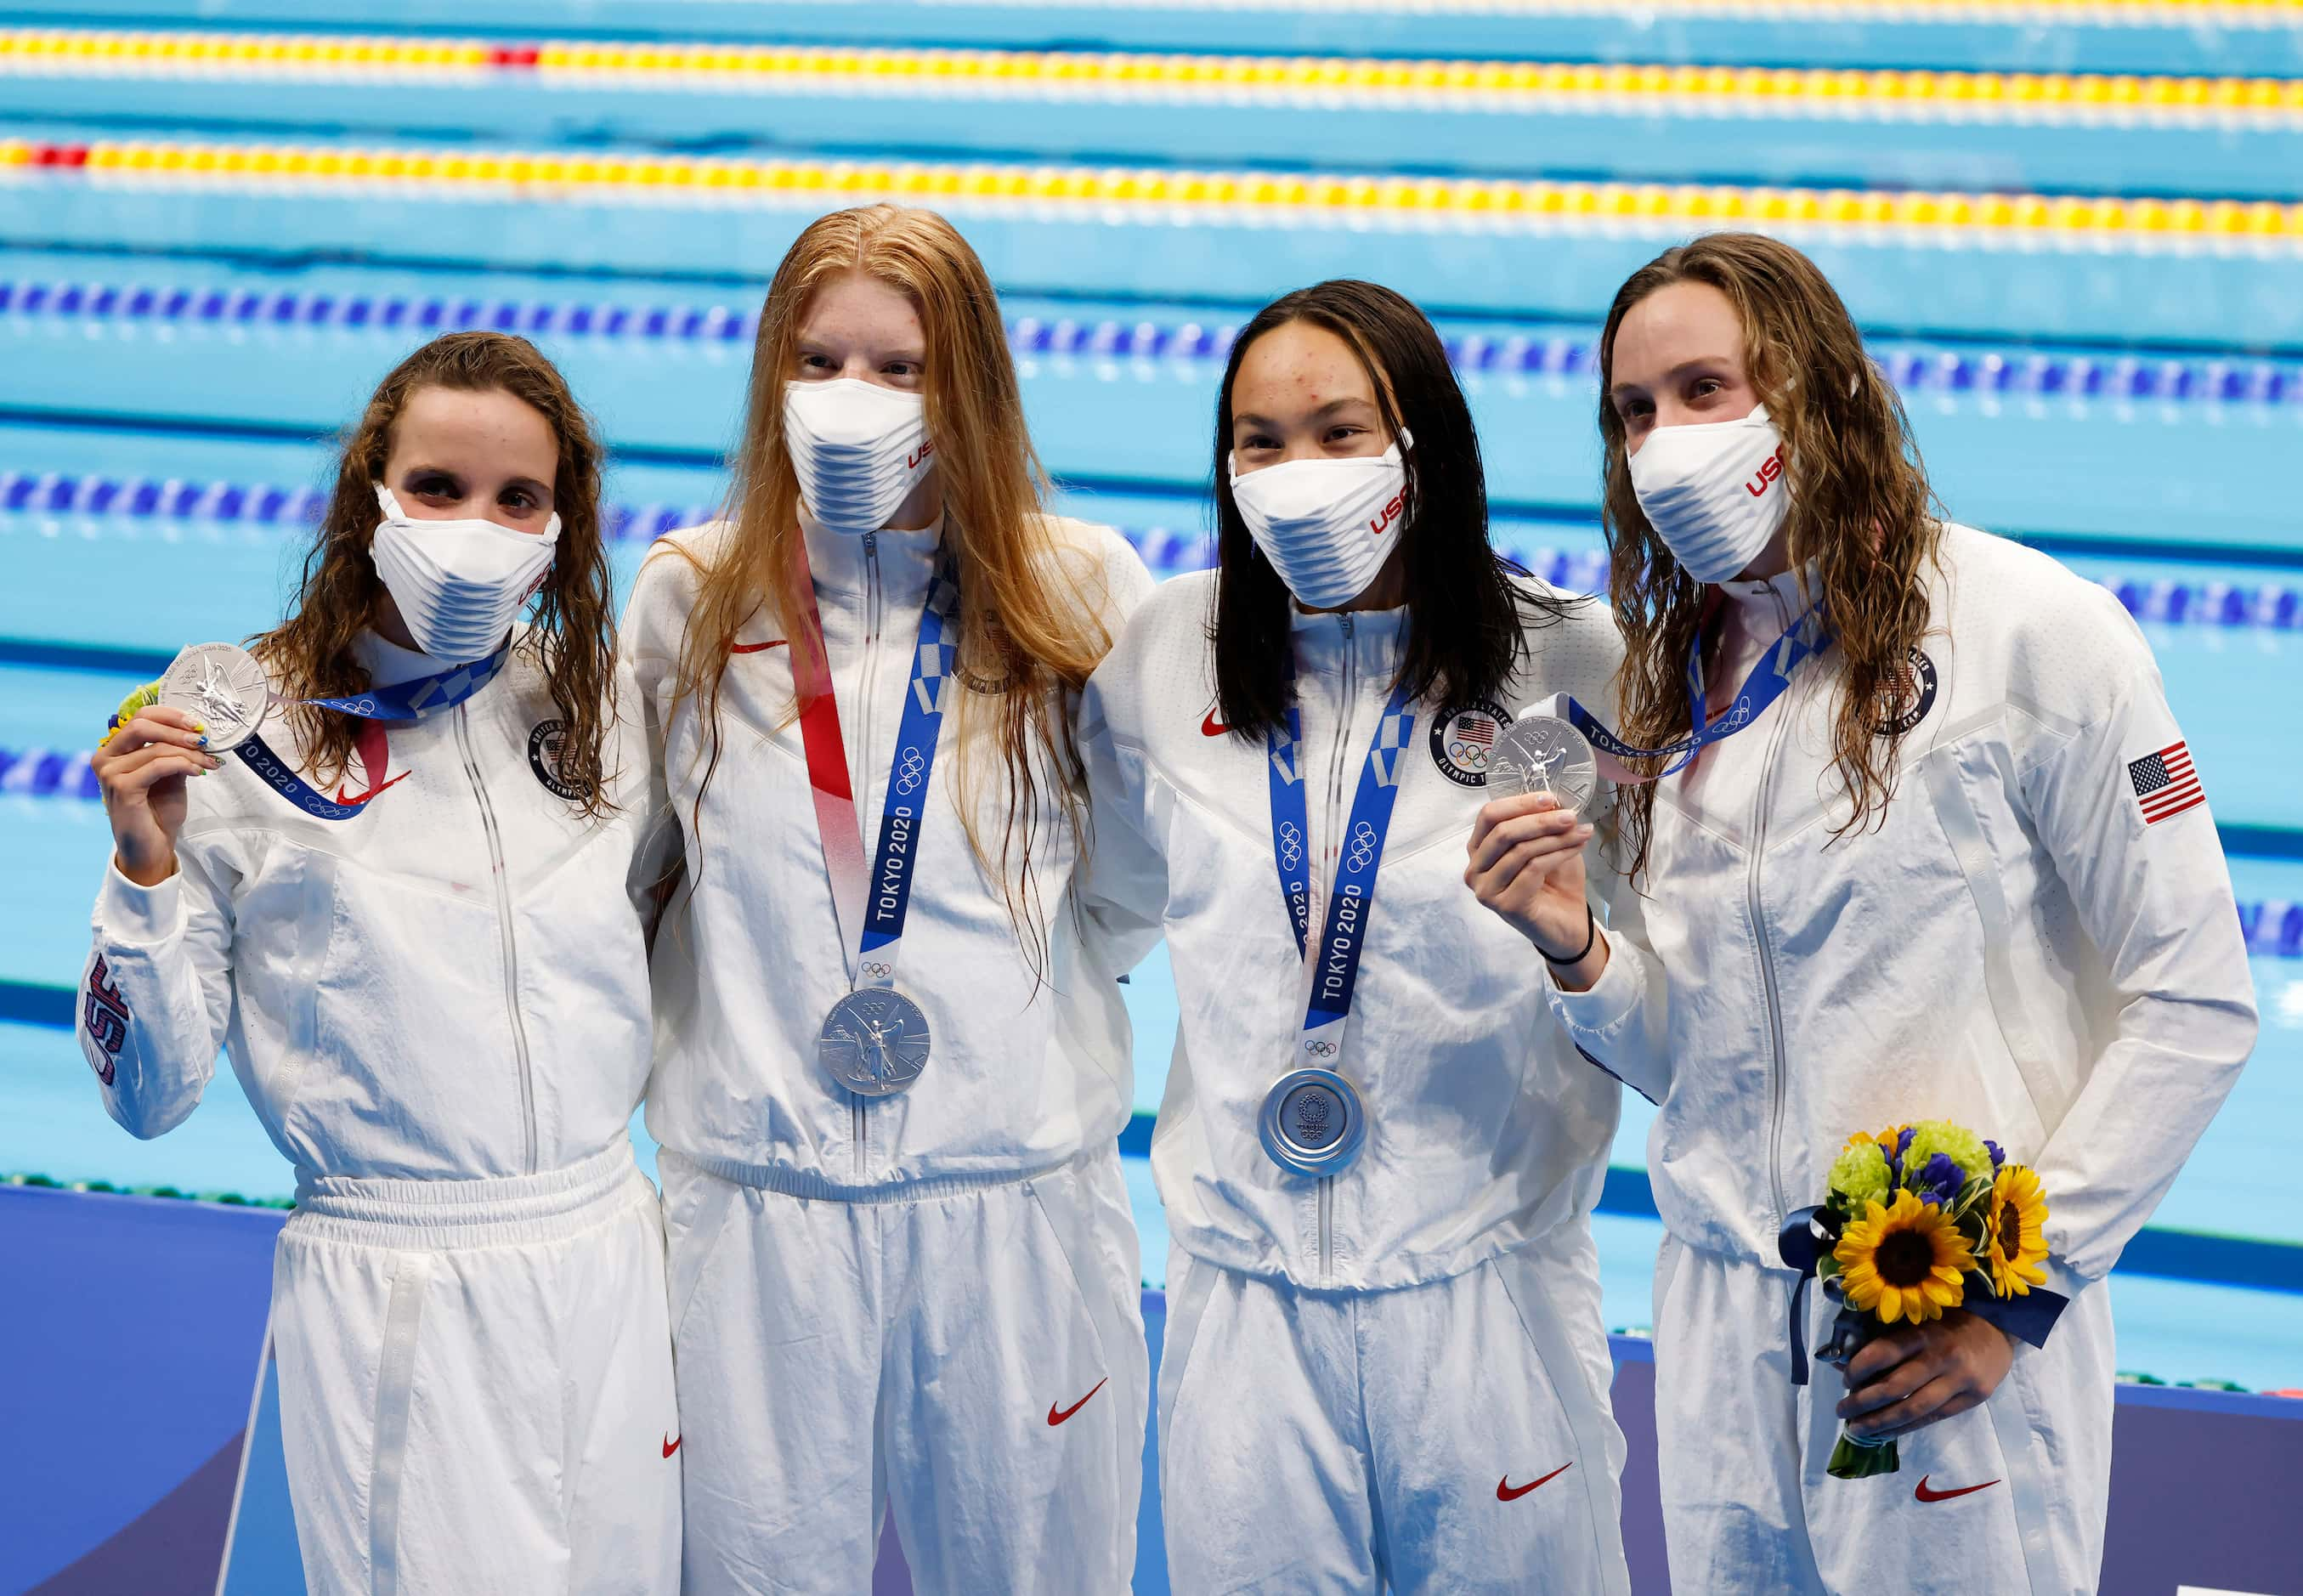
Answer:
[
  {"xmin": 1652, "ymin": 1233, "xmax": 2113, "ymax": 1596},
  {"xmin": 269, "ymin": 1141, "xmax": 682, "ymax": 1594},
  {"xmin": 1157, "ymin": 1222, "xmax": 1631, "ymax": 1594},
  {"xmin": 660, "ymin": 1145, "xmax": 1148, "ymax": 1595}
]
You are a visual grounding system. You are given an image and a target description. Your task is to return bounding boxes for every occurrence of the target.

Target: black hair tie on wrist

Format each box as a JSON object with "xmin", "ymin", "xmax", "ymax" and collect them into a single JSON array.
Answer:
[{"xmin": 1543, "ymin": 905, "xmax": 1598, "ymax": 967}]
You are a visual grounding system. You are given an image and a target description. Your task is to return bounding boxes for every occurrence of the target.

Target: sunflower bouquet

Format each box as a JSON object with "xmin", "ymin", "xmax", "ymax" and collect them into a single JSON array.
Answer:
[{"xmin": 1791, "ymin": 1120, "xmax": 2052, "ymax": 1480}]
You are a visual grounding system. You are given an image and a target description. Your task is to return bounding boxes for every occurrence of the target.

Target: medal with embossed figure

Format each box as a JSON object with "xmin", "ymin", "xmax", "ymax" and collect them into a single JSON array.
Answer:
[
  {"xmin": 158, "ymin": 642, "xmax": 273, "ymax": 753},
  {"xmin": 818, "ymin": 986, "xmax": 933, "ymax": 1099},
  {"xmin": 1487, "ymin": 714, "xmax": 1599, "ymax": 814}
]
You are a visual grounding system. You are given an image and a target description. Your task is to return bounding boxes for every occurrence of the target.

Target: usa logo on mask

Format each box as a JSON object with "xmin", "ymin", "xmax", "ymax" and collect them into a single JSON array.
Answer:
[{"xmin": 1430, "ymin": 700, "xmax": 1513, "ymax": 788}]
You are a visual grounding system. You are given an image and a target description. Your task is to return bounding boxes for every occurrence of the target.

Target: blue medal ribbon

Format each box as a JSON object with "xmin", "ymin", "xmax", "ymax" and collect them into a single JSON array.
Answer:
[
  {"xmin": 1551, "ymin": 601, "xmax": 1830, "ymax": 780},
  {"xmin": 237, "ymin": 648, "xmax": 512, "ymax": 822},
  {"xmin": 1266, "ymin": 669, "xmax": 1418, "ymax": 1069},
  {"xmin": 852, "ymin": 557, "xmax": 960, "ymax": 985}
]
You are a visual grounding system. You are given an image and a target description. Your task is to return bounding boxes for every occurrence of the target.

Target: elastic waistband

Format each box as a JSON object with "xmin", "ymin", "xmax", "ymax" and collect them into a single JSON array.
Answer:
[
  {"xmin": 286, "ymin": 1141, "xmax": 651, "ymax": 1250},
  {"xmin": 664, "ymin": 1146, "xmax": 1093, "ymax": 1205}
]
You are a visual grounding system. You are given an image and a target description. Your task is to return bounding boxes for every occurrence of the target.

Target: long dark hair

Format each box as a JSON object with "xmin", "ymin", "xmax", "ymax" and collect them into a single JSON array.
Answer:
[
  {"xmin": 1208, "ymin": 280, "xmax": 1570, "ymax": 738},
  {"xmin": 1596, "ymin": 235, "xmax": 1943, "ymax": 879}
]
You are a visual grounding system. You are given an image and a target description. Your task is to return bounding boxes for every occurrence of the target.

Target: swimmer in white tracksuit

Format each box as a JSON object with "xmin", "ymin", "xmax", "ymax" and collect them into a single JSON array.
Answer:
[
  {"xmin": 1467, "ymin": 234, "xmax": 2257, "ymax": 1594},
  {"xmin": 622, "ymin": 205, "xmax": 1154, "ymax": 1593},
  {"xmin": 81, "ymin": 332, "xmax": 680, "ymax": 1593},
  {"xmin": 1082, "ymin": 280, "xmax": 1633, "ymax": 1593}
]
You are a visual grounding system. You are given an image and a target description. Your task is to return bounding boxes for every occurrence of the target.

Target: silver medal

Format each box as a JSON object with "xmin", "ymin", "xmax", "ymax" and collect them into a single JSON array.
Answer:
[
  {"xmin": 1488, "ymin": 713, "xmax": 1599, "ymax": 814},
  {"xmin": 818, "ymin": 986, "xmax": 931, "ymax": 1098},
  {"xmin": 157, "ymin": 642, "xmax": 272, "ymax": 753},
  {"xmin": 1258, "ymin": 1067, "xmax": 1367, "ymax": 1177}
]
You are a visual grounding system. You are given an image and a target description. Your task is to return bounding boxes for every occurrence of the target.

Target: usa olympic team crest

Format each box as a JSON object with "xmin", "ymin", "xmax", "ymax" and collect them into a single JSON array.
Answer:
[
  {"xmin": 1429, "ymin": 700, "xmax": 1514, "ymax": 788},
  {"xmin": 527, "ymin": 719, "xmax": 586, "ymax": 801},
  {"xmin": 1872, "ymin": 648, "xmax": 1939, "ymax": 737}
]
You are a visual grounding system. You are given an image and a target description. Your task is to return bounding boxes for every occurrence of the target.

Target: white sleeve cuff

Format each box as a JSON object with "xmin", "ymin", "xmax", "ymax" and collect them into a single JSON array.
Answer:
[
  {"xmin": 1545, "ymin": 931, "xmax": 1644, "ymax": 1038},
  {"xmin": 100, "ymin": 861, "xmax": 185, "ymax": 947}
]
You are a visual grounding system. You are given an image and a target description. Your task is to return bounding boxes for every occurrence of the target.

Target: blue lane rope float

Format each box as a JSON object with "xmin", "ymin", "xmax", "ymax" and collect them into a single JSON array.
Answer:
[
  {"xmin": 3, "ymin": 280, "xmax": 2301, "ymax": 407},
  {"xmin": 5, "ymin": 469, "xmax": 2300, "ymax": 631}
]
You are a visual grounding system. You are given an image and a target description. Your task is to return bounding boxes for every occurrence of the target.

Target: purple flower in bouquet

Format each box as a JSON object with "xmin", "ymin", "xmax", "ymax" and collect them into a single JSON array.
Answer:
[
  {"xmin": 1915, "ymin": 1152, "xmax": 1965, "ymax": 1206},
  {"xmin": 1986, "ymin": 1140, "xmax": 2006, "ymax": 1171},
  {"xmin": 1890, "ymin": 1126, "xmax": 1918, "ymax": 1186}
]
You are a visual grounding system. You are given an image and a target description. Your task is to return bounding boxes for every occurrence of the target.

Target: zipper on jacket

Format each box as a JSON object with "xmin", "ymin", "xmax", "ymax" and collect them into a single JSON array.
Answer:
[
  {"xmin": 1749, "ymin": 691, "xmax": 1796, "ymax": 1236},
  {"xmin": 1314, "ymin": 613, "xmax": 1359, "ymax": 1285},
  {"xmin": 456, "ymin": 703, "xmax": 539, "ymax": 1175},
  {"xmin": 851, "ymin": 532, "xmax": 883, "ymax": 1181}
]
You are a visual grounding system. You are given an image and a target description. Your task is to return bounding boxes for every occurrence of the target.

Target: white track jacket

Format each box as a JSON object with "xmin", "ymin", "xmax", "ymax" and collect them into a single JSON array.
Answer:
[
  {"xmin": 1079, "ymin": 571, "xmax": 1629, "ymax": 1290},
  {"xmin": 622, "ymin": 510, "xmax": 1155, "ymax": 1189},
  {"xmin": 78, "ymin": 632, "xmax": 660, "ymax": 1179},
  {"xmin": 1551, "ymin": 524, "xmax": 2258, "ymax": 1293}
]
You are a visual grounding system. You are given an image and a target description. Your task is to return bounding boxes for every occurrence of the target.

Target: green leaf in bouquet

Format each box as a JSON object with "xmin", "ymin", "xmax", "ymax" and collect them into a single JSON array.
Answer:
[{"xmin": 1829, "ymin": 1431, "xmax": 1901, "ymax": 1480}]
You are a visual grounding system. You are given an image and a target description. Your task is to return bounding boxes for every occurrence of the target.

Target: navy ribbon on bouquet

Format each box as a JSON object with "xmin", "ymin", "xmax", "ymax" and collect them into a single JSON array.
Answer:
[
  {"xmin": 1779, "ymin": 1205, "xmax": 1844, "ymax": 1387},
  {"xmin": 1778, "ymin": 1204, "xmax": 2071, "ymax": 1386}
]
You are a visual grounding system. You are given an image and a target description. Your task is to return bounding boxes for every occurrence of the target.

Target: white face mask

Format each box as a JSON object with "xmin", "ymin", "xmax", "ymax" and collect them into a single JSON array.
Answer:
[
  {"xmin": 370, "ymin": 485, "xmax": 560, "ymax": 662},
  {"xmin": 1627, "ymin": 404, "xmax": 1791, "ymax": 585},
  {"xmin": 784, "ymin": 378, "xmax": 935, "ymax": 534},
  {"xmin": 1227, "ymin": 433, "xmax": 1412, "ymax": 610}
]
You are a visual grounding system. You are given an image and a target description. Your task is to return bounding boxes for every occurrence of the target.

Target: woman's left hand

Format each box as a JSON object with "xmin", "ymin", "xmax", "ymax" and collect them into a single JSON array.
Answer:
[{"xmin": 1834, "ymin": 1310, "xmax": 2016, "ymax": 1440}]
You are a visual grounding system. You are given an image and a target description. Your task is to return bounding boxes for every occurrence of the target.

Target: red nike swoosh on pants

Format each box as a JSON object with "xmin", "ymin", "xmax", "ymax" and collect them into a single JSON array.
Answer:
[
  {"xmin": 1914, "ymin": 1474, "xmax": 1998, "ymax": 1503},
  {"xmin": 1497, "ymin": 1463, "xmax": 1572, "ymax": 1502},
  {"xmin": 1048, "ymin": 1378, "xmax": 1108, "ymax": 1426},
  {"xmin": 662, "ymin": 1435, "xmax": 682, "ymax": 1458}
]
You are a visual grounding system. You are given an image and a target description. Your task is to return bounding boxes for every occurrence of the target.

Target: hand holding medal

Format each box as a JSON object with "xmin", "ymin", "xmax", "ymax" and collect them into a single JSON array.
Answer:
[
  {"xmin": 1469, "ymin": 597, "xmax": 1832, "ymax": 973},
  {"xmin": 93, "ymin": 667, "xmax": 229, "ymax": 887}
]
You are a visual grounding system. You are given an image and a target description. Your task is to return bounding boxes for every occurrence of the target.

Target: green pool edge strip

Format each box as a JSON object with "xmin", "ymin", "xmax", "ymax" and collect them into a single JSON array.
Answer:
[{"xmin": 3, "ymin": 1168, "xmax": 291, "ymax": 1208}]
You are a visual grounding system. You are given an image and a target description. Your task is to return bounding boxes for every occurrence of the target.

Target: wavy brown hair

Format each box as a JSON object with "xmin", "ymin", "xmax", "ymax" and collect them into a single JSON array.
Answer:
[
  {"xmin": 252, "ymin": 331, "xmax": 616, "ymax": 816},
  {"xmin": 659, "ymin": 203, "xmax": 1116, "ymax": 975},
  {"xmin": 1598, "ymin": 233, "xmax": 1943, "ymax": 878}
]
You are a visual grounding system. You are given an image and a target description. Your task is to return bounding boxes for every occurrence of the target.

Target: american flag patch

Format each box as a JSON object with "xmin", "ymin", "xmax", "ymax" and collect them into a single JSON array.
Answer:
[
  {"xmin": 2127, "ymin": 740, "xmax": 2204, "ymax": 826},
  {"xmin": 1457, "ymin": 715, "xmax": 1497, "ymax": 747}
]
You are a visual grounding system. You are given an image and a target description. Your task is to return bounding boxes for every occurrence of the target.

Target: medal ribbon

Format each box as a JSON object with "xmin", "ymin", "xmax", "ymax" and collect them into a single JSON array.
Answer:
[
  {"xmin": 1534, "ymin": 600, "xmax": 1830, "ymax": 785},
  {"xmin": 788, "ymin": 535, "xmax": 960, "ymax": 993},
  {"xmin": 233, "ymin": 648, "xmax": 512, "ymax": 822},
  {"xmin": 1265, "ymin": 664, "xmax": 1418, "ymax": 1076}
]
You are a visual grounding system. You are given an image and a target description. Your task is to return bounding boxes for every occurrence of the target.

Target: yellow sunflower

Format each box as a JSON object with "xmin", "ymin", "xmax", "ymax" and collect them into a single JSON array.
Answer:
[
  {"xmin": 1983, "ymin": 1165, "xmax": 2051, "ymax": 1298},
  {"xmin": 1835, "ymin": 1189, "xmax": 1974, "ymax": 1325}
]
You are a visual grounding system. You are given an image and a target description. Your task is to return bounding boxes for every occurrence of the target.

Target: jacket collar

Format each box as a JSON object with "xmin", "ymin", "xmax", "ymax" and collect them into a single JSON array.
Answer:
[
  {"xmin": 353, "ymin": 628, "xmax": 465, "ymax": 689},
  {"xmin": 798, "ymin": 502, "xmax": 947, "ymax": 602},
  {"xmin": 1287, "ymin": 601, "xmax": 1406, "ymax": 682},
  {"xmin": 1717, "ymin": 561, "xmax": 1819, "ymax": 635}
]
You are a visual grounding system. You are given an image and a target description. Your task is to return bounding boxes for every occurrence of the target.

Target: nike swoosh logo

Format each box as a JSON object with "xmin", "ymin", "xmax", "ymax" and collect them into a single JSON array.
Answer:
[
  {"xmin": 730, "ymin": 639, "xmax": 789, "ymax": 655},
  {"xmin": 333, "ymin": 769, "xmax": 409, "ymax": 807},
  {"xmin": 1201, "ymin": 709, "xmax": 1231, "ymax": 737},
  {"xmin": 1047, "ymin": 1378, "xmax": 1108, "ymax": 1427},
  {"xmin": 662, "ymin": 1435, "xmax": 682, "ymax": 1458},
  {"xmin": 1497, "ymin": 1463, "xmax": 1572, "ymax": 1502},
  {"xmin": 1913, "ymin": 1474, "xmax": 1998, "ymax": 1503}
]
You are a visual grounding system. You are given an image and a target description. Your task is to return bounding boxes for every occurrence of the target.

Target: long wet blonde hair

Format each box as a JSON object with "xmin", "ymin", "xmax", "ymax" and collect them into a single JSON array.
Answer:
[
  {"xmin": 662, "ymin": 204, "xmax": 1113, "ymax": 971},
  {"xmin": 1598, "ymin": 233, "xmax": 1944, "ymax": 878}
]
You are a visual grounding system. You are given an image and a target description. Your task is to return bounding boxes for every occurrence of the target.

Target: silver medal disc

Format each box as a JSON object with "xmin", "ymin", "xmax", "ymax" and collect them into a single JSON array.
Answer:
[
  {"xmin": 1258, "ymin": 1067, "xmax": 1367, "ymax": 1177},
  {"xmin": 1487, "ymin": 713, "xmax": 1599, "ymax": 814},
  {"xmin": 818, "ymin": 986, "xmax": 931, "ymax": 1098},
  {"xmin": 157, "ymin": 642, "xmax": 272, "ymax": 753}
]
